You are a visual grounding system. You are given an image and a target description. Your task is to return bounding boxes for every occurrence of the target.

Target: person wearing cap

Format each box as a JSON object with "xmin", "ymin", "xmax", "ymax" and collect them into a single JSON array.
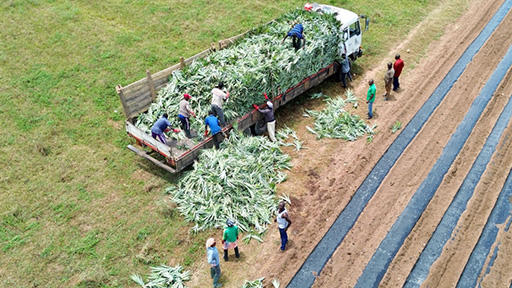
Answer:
[
  {"xmin": 282, "ymin": 21, "xmax": 305, "ymax": 51},
  {"xmin": 275, "ymin": 201, "xmax": 292, "ymax": 251},
  {"xmin": 206, "ymin": 238, "xmax": 222, "ymax": 288},
  {"xmin": 204, "ymin": 111, "xmax": 224, "ymax": 149},
  {"xmin": 211, "ymin": 82, "xmax": 230, "ymax": 127},
  {"xmin": 252, "ymin": 93, "xmax": 276, "ymax": 142},
  {"xmin": 393, "ymin": 54, "xmax": 404, "ymax": 91},
  {"xmin": 222, "ymin": 219, "xmax": 240, "ymax": 261},
  {"xmin": 151, "ymin": 113, "xmax": 180, "ymax": 145},
  {"xmin": 179, "ymin": 93, "xmax": 196, "ymax": 138}
]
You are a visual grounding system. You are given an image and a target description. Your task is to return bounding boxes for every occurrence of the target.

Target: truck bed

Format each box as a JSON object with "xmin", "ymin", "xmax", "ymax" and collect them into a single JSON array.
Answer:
[{"xmin": 120, "ymin": 62, "xmax": 338, "ymax": 173}]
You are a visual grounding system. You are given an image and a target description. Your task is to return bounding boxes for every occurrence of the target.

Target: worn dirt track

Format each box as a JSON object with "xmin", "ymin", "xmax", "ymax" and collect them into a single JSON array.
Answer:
[{"xmin": 190, "ymin": 0, "xmax": 512, "ymax": 287}]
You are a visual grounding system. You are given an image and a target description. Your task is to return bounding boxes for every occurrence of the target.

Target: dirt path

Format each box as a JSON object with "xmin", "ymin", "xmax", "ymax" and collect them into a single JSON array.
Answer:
[{"xmin": 190, "ymin": 0, "xmax": 512, "ymax": 287}]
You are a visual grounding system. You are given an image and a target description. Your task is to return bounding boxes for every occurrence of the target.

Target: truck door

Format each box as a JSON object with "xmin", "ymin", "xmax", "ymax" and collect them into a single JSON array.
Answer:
[{"xmin": 343, "ymin": 20, "xmax": 362, "ymax": 59}]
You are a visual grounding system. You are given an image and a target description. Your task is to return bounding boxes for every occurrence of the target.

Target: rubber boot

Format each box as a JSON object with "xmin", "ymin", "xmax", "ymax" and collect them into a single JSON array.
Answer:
[
  {"xmin": 223, "ymin": 249, "xmax": 228, "ymax": 261},
  {"xmin": 234, "ymin": 247, "xmax": 240, "ymax": 258}
]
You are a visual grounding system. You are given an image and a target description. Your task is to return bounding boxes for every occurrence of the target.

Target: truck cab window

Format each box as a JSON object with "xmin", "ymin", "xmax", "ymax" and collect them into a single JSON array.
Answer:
[{"xmin": 349, "ymin": 21, "xmax": 361, "ymax": 37}]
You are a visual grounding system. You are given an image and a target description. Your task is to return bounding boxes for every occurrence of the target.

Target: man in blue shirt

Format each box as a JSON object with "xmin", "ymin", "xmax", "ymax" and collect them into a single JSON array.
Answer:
[
  {"xmin": 206, "ymin": 238, "xmax": 222, "ymax": 288},
  {"xmin": 150, "ymin": 113, "xmax": 180, "ymax": 144},
  {"xmin": 282, "ymin": 21, "xmax": 305, "ymax": 51},
  {"xmin": 204, "ymin": 111, "xmax": 224, "ymax": 149}
]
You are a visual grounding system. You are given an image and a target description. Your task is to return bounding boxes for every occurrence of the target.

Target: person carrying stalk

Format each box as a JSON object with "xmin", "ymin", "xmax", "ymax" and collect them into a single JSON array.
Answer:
[
  {"xmin": 211, "ymin": 81, "xmax": 230, "ymax": 127},
  {"xmin": 206, "ymin": 238, "xmax": 222, "ymax": 288},
  {"xmin": 178, "ymin": 93, "xmax": 196, "ymax": 138},
  {"xmin": 275, "ymin": 201, "xmax": 292, "ymax": 251},
  {"xmin": 252, "ymin": 93, "xmax": 277, "ymax": 142},
  {"xmin": 222, "ymin": 219, "xmax": 240, "ymax": 261},
  {"xmin": 204, "ymin": 111, "xmax": 225, "ymax": 149},
  {"xmin": 282, "ymin": 21, "xmax": 306, "ymax": 51},
  {"xmin": 150, "ymin": 113, "xmax": 180, "ymax": 145}
]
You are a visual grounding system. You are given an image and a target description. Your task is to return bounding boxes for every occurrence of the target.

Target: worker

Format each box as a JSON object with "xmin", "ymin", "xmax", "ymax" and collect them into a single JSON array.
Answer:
[
  {"xmin": 222, "ymin": 219, "xmax": 240, "ymax": 261},
  {"xmin": 211, "ymin": 82, "xmax": 230, "ymax": 127},
  {"xmin": 178, "ymin": 93, "xmax": 196, "ymax": 138},
  {"xmin": 275, "ymin": 201, "xmax": 292, "ymax": 251},
  {"xmin": 206, "ymin": 238, "xmax": 222, "ymax": 288},
  {"xmin": 252, "ymin": 93, "xmax": 277, "ymax": 142},
  {"xmin": 393, "ymin": 54, "xmax": 404, "ymax": 91},
  {"xmin": 340, "ymin": 53, "xmax": 353, "ymax": 89},
  {"xmin": 383, "ymin": 62, "xmax": 394, "ymax": 101},
  {"xmin": 367, "ymin": 79, "xmax": 376, "ymax": 119},
  {"xmin": 204, "ymin": 111, "xmax": 224, "ymax": 149},
  {"xmin": 282, "ymin": 21, "xmax": 305, "ymax": 51},
  {"xmin": 151, "ymin": 113, "xmax": 180, "ymax": 145}
]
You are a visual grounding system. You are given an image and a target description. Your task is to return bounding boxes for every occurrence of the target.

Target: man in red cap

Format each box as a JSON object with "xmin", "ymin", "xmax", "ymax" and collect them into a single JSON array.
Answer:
[{"xmin": 179, "ymin": 93, "xmax": 196, "ymax": 138}]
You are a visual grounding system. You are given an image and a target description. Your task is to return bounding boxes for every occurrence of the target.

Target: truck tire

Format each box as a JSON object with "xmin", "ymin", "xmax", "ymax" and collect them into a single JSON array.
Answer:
[
  {"xmin": 253, "ymin": 118, "xmax": 267, "ymax": 135},
  {"xmin": 243, "ymin": 127, "xmax": 252, "ymax": 136}
]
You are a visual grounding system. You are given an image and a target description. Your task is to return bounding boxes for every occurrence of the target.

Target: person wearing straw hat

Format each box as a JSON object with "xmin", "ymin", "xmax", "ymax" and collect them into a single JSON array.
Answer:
[
  {"xmin": 222, "ymin": 219, "xmax": 240, "ymax": 261},
  {"xmin": 178, "ymin": 93, "xmax": 196, "ymax": 138},
  {"xmin": 206, "ymin": 238, "xmax": 222, "ymax": 288}
]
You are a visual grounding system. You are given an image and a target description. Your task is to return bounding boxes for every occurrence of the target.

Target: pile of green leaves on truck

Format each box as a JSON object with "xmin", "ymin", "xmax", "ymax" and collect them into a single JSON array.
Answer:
[{"xmin": 135, "ymin": 9, "xmax": 341, "ymax": 137}]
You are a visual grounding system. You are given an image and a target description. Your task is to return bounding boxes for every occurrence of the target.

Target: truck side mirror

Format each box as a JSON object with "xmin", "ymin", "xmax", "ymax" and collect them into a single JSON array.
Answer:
[{"xmin": 360, "ymin": 14, "xmax": 370, "ymax": 31}]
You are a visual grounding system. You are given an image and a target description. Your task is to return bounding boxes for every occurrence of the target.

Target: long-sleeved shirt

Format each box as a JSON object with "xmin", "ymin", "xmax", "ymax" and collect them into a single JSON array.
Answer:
[
  {"xmin": 340, "ymin": 57, "xmax": 351, "ymax": 73},
  {"xmin": 287, "ymin": 23, "xmax": 304, "ymax": 39},
  {"xmin": 151, "ymin": 117, "xmax": 171, "ymax": 134},
  {"xmin": 258, "ymin": 106, "xmax": 275, "ymax": 122},
  {"xmin": 179, "ymin": 99, "xmax": 193, "ymax": 118},
  {"xmin": 207, "ymin": 247, "xmax": 220, "ymax": 266},
  {"xmin": 211, "ymin": 88, "xmax": 228, "ymax": 108}
]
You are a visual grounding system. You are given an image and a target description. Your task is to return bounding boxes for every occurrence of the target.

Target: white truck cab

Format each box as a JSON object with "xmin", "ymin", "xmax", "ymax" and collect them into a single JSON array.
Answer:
[{"xmin": 308, "ymin": 3, "xmax": 368, "ymax": 60}]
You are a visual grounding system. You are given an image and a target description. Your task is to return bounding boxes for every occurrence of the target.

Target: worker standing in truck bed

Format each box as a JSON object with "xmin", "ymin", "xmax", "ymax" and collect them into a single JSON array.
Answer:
[{"xmin": 282, "ymin": 21, "xmax": 306, "ymax": 51}]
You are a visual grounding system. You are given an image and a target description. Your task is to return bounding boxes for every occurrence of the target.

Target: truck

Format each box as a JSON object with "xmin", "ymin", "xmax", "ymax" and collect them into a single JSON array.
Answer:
[{"xmin": 116, "ymin": 3, "xmax": 369, "ymax": 173}]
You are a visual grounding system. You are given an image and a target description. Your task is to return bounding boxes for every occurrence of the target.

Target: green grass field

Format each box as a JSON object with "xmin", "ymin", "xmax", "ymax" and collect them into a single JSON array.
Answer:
[{"xmin": 0, "ymin": 0, "xmax": 468, "ymax": 286}]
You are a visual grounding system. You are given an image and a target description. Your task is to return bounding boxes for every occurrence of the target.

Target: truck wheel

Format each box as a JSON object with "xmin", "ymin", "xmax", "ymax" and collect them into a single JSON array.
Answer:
[
  {"xmin": 253, "ymin": 118, "xmax": 267, "ymax": 135},
  {"xmin": 243, "ymin": 127, "xmax": 252, "ymax": 136}
]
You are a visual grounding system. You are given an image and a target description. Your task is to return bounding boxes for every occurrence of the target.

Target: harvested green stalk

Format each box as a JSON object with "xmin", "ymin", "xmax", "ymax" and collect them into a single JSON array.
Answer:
[
  {"xmin": 241, "ymin": 277, "xmax": 265, "ymax": 288},
  {"xmin": 391, "ymin": 121, "xmax": 402, "ymax": 133},
  {"xmin": 167, "ymin": 130, "xmax": 292, "ymax": 233},
  {"xmin": 131, "ymin": 264, "xmax": 191, "ymax": 288},
  {"xmin": 305, "ymin": 91, "xmax": 375, "ymax": 140}
]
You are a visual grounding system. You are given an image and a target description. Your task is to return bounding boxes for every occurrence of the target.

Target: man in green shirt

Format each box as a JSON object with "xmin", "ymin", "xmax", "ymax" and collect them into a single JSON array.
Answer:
[
  {"xmin": 222, "ymin": 219, "xmax": 240, "ymax": 261},
  {"xmin": 367, "ymin": 79, "xmax": 376, "ymax": 119}
]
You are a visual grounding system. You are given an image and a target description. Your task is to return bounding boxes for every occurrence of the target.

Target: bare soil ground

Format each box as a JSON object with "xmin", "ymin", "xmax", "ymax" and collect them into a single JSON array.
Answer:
[{"xmin": 190, "ymin": 0, "xmax": 512, "ymax": 286}]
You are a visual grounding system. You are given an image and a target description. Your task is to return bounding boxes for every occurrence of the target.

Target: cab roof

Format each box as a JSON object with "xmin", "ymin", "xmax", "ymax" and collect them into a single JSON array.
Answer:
[{"xmin": 311, "ymin": 4, "xmax": 359, "ymax": 28}]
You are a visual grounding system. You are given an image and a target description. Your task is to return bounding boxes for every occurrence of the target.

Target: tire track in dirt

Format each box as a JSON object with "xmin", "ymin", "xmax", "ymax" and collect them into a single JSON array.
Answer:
[
  {"xmin": 382, "ymin": 53, "xmax": 512, "ymax": 288},
  {"xmin": 355, "ymin": 35, "xmax": 512, "ymax": 288},
  {"xmin": 287, "ymin": 1, "xmax": 512, "ymax": 287},
  {"xmin": 402, "ymin": 63, "xmax": 512, "ymax": 287}
]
